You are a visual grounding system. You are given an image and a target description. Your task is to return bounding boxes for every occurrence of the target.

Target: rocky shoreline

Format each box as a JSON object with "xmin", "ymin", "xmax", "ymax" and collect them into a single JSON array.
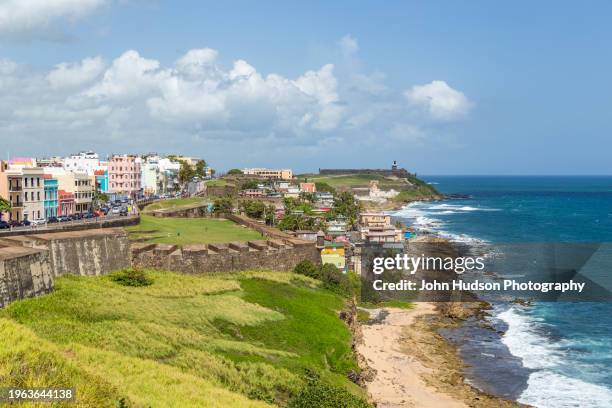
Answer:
[{"xmin": 354, "ymin": 228, "xmax": 526, "ymax": 407}]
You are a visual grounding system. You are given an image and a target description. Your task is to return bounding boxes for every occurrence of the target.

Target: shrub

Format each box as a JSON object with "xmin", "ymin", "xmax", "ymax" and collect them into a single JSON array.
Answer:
[
  {"xmin": 320, "ymin": 263, "xmax": 352, "ymax": 296},
  {"xmin": 109, "ymin": 268, "xmax": 153, "ymax": 287},
  {"xmin": 293, "ymin": 260, "xmax": 320, "ymax": 279},
  {"xmin": 288, "ymin": 378, "xmax": 370, "ymax": 408}
]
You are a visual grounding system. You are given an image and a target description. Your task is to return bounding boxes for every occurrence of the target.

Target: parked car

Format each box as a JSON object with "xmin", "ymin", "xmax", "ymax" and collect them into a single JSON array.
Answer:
[
  {"xmin": 120, "ymin": 207, "xmax": 129, "ymax": 216},
  {"xmin": 58, "ymin": 215, "xmax": 71, "ymax": 222},
  {"xmin": 47, "ymin": 216, "xmax": 59, "ymax": 223},
  {"xmin": 30, "ymin": 219, "xmax": 46, "ymax": 226},
  {"xmin": 111, "ymin": 206, "xmax": 121, "ymax": 215},
  {"xmin": 0, "ymin": 220, "xmax": 10, "ymax": 229}
]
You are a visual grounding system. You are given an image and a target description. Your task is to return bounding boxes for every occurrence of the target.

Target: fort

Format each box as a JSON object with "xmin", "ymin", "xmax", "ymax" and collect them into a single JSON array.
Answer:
[
  {"xmin": 0, "ymin": 217, "xmax": 319, "ymax": 307},
  {"xmin": 318, "ymin": 160, "xmax": 414, "ymax": 178}
]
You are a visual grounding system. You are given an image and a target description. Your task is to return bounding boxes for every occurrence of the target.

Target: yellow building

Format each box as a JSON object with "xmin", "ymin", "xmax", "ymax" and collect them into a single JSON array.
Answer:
[
  {"xmin": 321, "ymin": 245, "xmax": 346, "ymax": 270},
  {"xmin": 359, "ymin": 212, "xmax": 391, "ymax": 228},
  {"xmin": 242, "ymin": 168, "xmax": 293, "ymax": 180}
]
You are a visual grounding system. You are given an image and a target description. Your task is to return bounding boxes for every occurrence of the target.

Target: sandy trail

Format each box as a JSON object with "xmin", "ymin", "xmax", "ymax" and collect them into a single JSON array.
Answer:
[{"xmin": 357, "ymin": 303, "xmax": 467, "ymax": 408}]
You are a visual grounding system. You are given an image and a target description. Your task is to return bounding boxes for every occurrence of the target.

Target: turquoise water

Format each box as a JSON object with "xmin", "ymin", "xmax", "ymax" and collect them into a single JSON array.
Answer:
[{"xmin": 393, "ymin": 176, "xmax": 612, "ymax": 408}]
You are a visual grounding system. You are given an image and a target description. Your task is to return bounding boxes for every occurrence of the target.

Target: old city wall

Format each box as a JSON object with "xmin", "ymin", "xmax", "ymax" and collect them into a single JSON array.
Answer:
[
  {"xmin": 0, "ymin": 228, "xmax": 131, "ymax": 307},
  {"xmin": 132, "ymin": 239, "xmax": 321, "ymax": 274}
]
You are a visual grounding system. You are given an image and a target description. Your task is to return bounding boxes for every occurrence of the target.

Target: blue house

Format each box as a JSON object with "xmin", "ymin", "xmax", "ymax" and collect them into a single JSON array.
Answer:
[
  {"xmin": 95, "ymin": 170, "xmax": 109, "ymax": 193},
  {"xmin": 43, "ymin": 176, "xmax": 58, "ymax": 219}
]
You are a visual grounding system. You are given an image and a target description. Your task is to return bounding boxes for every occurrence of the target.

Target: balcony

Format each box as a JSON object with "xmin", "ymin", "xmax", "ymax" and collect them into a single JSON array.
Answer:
[
  {"xmin": 9, "ymin": 185, "xmax": 22, "ymax": 192},
  {"xmin": 10, "ymin": 201, "xmax": 23, "ymax": 208}
]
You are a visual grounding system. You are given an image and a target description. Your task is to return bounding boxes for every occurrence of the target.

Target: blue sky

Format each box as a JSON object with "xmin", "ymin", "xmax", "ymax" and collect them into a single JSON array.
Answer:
[{"xmin": 1, "ymin": 0, "xmax": 611, "ymax": 174}]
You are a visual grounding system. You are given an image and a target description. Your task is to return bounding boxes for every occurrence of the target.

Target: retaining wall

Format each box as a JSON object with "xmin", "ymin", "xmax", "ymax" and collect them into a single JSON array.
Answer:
[{"xmin": 132, "ymin": 239, "xmax": 320, "ymax": 274}]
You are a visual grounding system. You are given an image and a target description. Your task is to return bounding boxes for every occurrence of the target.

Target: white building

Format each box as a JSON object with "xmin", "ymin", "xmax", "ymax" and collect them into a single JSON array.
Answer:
[{"xmin": 64, "ymin": 151, "xmax": 100, "ymax": 175}]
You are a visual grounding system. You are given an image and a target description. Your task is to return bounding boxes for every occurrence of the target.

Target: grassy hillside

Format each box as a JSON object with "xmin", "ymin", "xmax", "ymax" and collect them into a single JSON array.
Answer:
[
  {"xmin": 127, "ymin": 215, "xmax": 264, "ymax": 245},
  {"xmin": 144, "ymin": 197, "xmax": 209, "ymax": 212},
  {"xmin": 299, "ymin": 173, "xmax": 439, "ymax": 203},
  {"xmin": 0, "ymin": 271, "xmax": 367, "ymax": 407}
]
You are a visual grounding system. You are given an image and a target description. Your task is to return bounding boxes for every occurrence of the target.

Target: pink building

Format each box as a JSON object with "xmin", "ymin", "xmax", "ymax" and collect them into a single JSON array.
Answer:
[
  {"xmin": 300, "ymin": 182, "xmax": 316, "ymax": 193},
  {"xmin": 108, "ymin": 155, "xmax": 142, "ymax": 198}
]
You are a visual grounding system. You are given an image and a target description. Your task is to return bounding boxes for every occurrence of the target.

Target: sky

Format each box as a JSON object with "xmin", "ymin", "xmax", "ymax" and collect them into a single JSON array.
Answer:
[{"xmin": 0, "ymin": 0, "xmax": 611, "ymax": 174}]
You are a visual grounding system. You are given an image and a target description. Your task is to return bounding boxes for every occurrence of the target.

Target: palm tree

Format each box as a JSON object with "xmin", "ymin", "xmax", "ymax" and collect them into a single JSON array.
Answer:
[{"xmin": 0, "ymin": 197, "xmax": 11, "ymax": 221}]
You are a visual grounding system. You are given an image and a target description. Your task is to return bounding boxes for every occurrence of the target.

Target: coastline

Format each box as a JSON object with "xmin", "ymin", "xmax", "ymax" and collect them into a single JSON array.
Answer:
[
  {"xmin": 356, "ymin": 196, "xmax": 525, "ymax": 408},
  {"xmin": 357, "ymin": 302, "xmax": 524, "ymax": 408}
]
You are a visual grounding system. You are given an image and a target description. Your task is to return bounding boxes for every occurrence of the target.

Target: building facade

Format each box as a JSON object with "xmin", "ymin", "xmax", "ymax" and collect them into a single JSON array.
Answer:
[
  {"xmin": 53, "ymin": 172, "xmax": 94, "ymax": 213},
  {"xmin": 95, "ymin": 170, "xmax": 109, "ymax": 193},
  {"xmin": 43, "ymin": 176, "xmax": 58, "ymax": 219},
  {"xmin": 108, "ymin": 155, "xmax": 142, "ymax": 198},
  {"xmin": 58, "ymin": 190, "xmax": 75, "ymax": 216},
  {"xmin": 243, "ymin": 168, "xmax": 293, "ymax": 180},
  {"xmin": 63, "ymin": 151, "xmax": 100, "ymax": 174},
  {"xmin": 5, "ymin": 167, "xmax": 45, "ymax": 222}
]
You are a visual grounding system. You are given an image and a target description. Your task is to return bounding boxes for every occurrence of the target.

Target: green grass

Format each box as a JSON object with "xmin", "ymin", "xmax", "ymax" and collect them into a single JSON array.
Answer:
[
  {"xmin": 127, "ymin": 215, "xmax": 263, "ymax": 245},
  {"xmin": 144, "ymin": 197, "xmax": 209, "ymax": 212},
  {"xmin": 0, "ymin": 270, "xmax": 367, "ymax": 407},
  {"xmin": 359, "ymin": 299, "xmax": 414, "ymax": 309},
  {"xmin": 205, "ymin": 179, "xmax": 229, "ymax": 187}
]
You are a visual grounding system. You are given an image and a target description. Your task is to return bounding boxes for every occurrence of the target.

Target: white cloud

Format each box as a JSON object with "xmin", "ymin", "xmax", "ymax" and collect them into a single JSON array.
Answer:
[
  {"xmin": 405, "ymin": 80, "xmax": 472, "ymax": 120},
  {"xmin": 338, "ymin": 34, "xmax": 359, "ymax": 56},
  {"xmin": 0, "ymin": 40, "xmax": 472, "ymax": 166},
  {"xmin": 0, "ymin": 0, "xmax": 108, "ymax": 41},
  {"xmin": 47, "ymin": 57, "xmax": 105, "ymax": 89}
]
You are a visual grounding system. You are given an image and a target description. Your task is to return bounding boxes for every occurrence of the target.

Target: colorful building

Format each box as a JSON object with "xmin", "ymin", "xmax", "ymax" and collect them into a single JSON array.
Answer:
[
  {"xmin": 4, "ymin": 167, "xmax": 45, "ymax": 222},
  {"xmin": 299, "ymin": 182, "xmax": 316, "ymax": 193},
  {"xmin": 43, "ymin": 175, "xmax": 58, "ymax": 219},
  {"xmin": 321, "ymin": 243, "xmax": 346, "ymax": 271},
  {"xmin": 50, "ymin": 171, "xmax": 94, "ymax": 213},
  {"xmin": 243, "ymin": 168, "xmax": 293, "ymax": 180},
  {"xmin": 58, "ymin": 190, "xmax": 75, "ymax": 216},
  {"xmin": 108, "ymin": 155, "xmax": 142, "ymax": 198},
  {"xmin": 95, "ymin": 170, "xmax": 109, "ymax": 193}
]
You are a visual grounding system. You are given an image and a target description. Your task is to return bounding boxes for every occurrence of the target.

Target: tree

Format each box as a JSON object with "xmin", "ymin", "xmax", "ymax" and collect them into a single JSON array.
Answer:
[
  {"xmin": 0, "ymin": 197, "xmax": 10, "ymax": 220},
  {"xmin": 240, "ymin": 179, "xmax": 259, "ymax": 190},
  {"xmin": 227, "ymin": 169, "xmax": 243, "ymax": 175},
  {"xmin": 333, "ymin": 192, "xmax": 362, "ymax": 228},
  {"xmin": 213, "ymin": 196, "xmax": 234, "ymax": 214},
  {"xmin": 315, "ymin": 182, "xmax": 335, "ymax": 194},
  {"xmin": 300, "ymin": 192, "xmax": 316, "ymax": 203},
  {"xmin": 195, "ymin": 160, "xmax": 207, "ymax": 178},
  {"xmin": 240, "ymin": 199, "xmax": 266, "ymax": 219},
  {"xmin": 178, "ymin": 161, "xmax": 196, "ymax": 185},
  {"xmin": 92, "ymin": 192, "xmax": 109, "ymax": 210}
]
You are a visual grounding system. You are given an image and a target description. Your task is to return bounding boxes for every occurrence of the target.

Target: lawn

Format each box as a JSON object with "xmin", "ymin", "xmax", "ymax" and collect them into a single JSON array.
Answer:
[
  {"xmin": 127, "ymin": 215, "xmax": 263, "ymax": 245},
  {"xmin": 144, "ymin": 197, "xmax": 209, "ymax": 212},
  {"xmin": 0, "ymin": 270, "xmax": 366, "ymax": 407}
]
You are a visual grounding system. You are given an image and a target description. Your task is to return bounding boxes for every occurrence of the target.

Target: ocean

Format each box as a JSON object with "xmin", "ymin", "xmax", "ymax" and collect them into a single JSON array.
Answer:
[{"xmin": 392, "ymin": 176, "xmax": 612, "ymax": 408}]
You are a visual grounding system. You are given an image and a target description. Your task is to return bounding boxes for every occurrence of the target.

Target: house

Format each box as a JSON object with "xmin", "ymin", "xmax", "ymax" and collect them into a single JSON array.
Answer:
[
  {"xmin": 321, "ymin": 242, "xmax": 346, "ymax": 271},
  {"xmin": 241, "ymin": 189, "xmax": 266, "ymax": 198},
  {"xmin": 327, "ymin": 217, "xmax": 348, "ymax": 237},
  {"xmin": 4, "ymin": 166, "xmax": 45, "ymax": 222},
  {"xmin": 292, "ymin": 230, "xmax": 318, "ymax": 241},
  {"xmin": 299, "ymin": 182, "xmax": 316, "ymax": 193},
  {"xmin": 361, "ymin": 225, "xmax": 404, "ymax": 243},
  {"xmin": 95, "ymin": 170, "xmax": 109, "ymax": 194},
  {"xmin": 284, "ymin": 187, "xmax": 300, "ymax": 198},
  {"xmin": 58, "ymin": 190, "xmax": 75, "ymax": 216},
  {"xmin": 43, "ymin": 175, "xmax": 58, "ymax": 219}
]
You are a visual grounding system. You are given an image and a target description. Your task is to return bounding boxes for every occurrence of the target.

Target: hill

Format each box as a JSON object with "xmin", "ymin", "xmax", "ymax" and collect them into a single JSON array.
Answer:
[
  {"xmin": 298, "ymin": 172, "xmax": 441, "ymax": 207},
  {"xmin": 0, "ymin": 270, "xmax": 368, "ymax": 407}
]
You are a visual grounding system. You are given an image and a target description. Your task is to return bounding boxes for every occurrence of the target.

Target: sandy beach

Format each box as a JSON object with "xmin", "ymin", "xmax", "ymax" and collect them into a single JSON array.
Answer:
[
  {"xmin": 357, "ymin": 303, "xmax": 466, "ymax": 408},
  {"xmin": 357, "ymin": 302, "xmax": 521, "ymax": 408}
]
